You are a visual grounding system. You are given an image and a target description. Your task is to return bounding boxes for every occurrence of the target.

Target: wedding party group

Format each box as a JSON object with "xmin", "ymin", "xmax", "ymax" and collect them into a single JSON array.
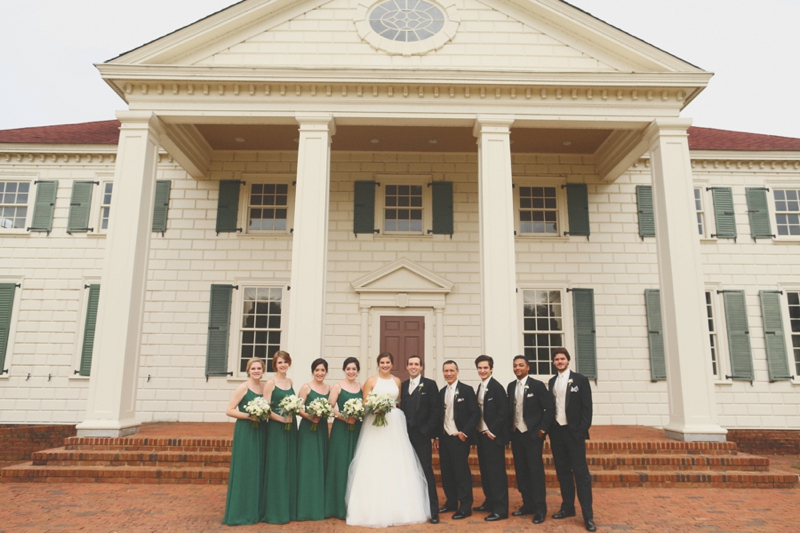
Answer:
[{"xmin": 222, "ymin": 348, "xmax": 596, "ymax": 532}]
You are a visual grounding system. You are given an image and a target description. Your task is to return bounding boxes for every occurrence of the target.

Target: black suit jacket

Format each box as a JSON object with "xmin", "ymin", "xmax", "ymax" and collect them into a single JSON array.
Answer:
[
  {"xmin": 400, "ymin": 376, "xmax": 441, "ymax": 439},
  {"xmin": 439, "ymin": 381, "xmax": 480, "ymax": 441},
  {"xmin": 548, "ymin": 370, "xmax": 592, "ymax": 439},
  {"xmin": 476, "ymin": 377, "xmax": 509, "ymax": 446},
  {"xmin": 506, "ymin": 376, "xmax": 554, "ymax": 440}
]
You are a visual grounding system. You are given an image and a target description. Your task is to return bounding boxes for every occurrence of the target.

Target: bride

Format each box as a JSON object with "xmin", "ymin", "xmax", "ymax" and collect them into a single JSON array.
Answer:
[{"xmin": 345, "ymin": 352, "xmax": 431, "ymax": 527}]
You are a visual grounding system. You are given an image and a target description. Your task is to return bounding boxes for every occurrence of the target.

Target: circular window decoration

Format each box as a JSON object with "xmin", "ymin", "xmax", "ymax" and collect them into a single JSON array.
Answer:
[{"xmin": 355, "ymin": 0, "xmax": 459, "ymax": 56}]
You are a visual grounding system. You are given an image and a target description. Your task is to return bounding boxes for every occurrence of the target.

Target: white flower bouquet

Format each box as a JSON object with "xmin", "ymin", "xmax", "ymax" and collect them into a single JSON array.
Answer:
[
  {"xmin": 364, "ymin": 392, "xmax": 395, "ymax": 428},
  {"xmin": 341, "ymin": 398, "xmax": 365, "ymax": 431},
  {"xmin": 304, "ymin": 397, "xmax": 334, "ymax": 431},
  {"xmin": 277, "ymin": 394, "xmax": 304, "ymax": 430},
  {"xmin": 243, "ymin": 396, "xmax": 271, "ymax": 428}
]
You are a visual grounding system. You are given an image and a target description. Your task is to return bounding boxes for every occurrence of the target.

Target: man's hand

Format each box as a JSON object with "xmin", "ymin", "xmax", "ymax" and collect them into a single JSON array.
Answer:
[
  {"xmin": 433, "ymin": 438, "xmax": 440, "ymax": 451},
  {"xmin": 457, "ymin": 432, "xmax": 467, "ymax": 442},
  {"xmin": 538, "ymin": 429, "xmax": 546, "ymax": 439}
]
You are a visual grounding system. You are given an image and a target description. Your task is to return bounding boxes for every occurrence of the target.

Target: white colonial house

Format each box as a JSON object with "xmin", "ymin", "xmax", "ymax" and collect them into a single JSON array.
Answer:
[{"xmin": 1, "ymin": 0, "xmax": 799, "ymax": 441}]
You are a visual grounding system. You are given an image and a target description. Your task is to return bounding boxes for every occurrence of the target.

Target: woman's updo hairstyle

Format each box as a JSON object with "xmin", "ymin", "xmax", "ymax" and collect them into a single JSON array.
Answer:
[
  {"xmin": 342, "ymin": 357, "xmax": 360, "ymax": 372},
  {"xmin": 272, "ymin": 350, "xmax": 292, "ymax": 371},
  {"xmin": 377, "ymin": 352, "xmax": 394, "ymax": 365},
  {"xmin": 311, "ymin": 358, "xmax": 329, "ymax": 372}
]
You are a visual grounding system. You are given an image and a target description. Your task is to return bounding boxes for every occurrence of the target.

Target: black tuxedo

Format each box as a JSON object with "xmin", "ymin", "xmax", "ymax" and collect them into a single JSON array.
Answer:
[
  {"xmin": 400, "ymin": 376, "xmax": 441, "ymax": 516},
  {"xmin": 475, "ymin": 377, "xmax": 509, "ymax": 515},
  {"xmin": 548, "ymin": 370, "xmax": 593, "ymax": 520},
  {"xmin": 507, "ymin": 376, "xmax": 554, "ymax": 515},
  {"xmin": 439, "ymin": 381, "xmax": 479, "ymax": 512}
]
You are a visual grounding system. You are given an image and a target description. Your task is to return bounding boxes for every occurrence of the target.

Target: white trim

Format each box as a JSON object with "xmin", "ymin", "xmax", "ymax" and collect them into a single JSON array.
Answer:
[{"xmin": 0, "ymin": 275, "xmax": 23, "ymax": 379}]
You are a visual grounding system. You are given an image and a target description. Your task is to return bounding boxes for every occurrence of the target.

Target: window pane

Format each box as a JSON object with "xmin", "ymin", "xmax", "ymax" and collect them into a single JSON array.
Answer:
[
  {"xmin": 521, "ymin": 289, "xmax": 564, "ymax": 374},
  {"xmin": 519, "ymin": 185, "xmax": 558, "ymax": 234},
  {"xmin": 248, "ymin": 183, "xmax": 289, "ymax": 232}
]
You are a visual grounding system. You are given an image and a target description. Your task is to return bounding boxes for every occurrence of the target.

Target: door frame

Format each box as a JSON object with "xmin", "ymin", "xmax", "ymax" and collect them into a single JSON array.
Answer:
[{"xmin": 368, "ymin": 308, "xmax": 436, "ymax": 381}]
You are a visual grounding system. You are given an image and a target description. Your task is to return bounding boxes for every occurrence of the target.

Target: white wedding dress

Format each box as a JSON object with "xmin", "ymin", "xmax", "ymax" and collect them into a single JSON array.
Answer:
[{"xmin": 345, "ymin": 376, "xmax": 431, "ymax": 527}]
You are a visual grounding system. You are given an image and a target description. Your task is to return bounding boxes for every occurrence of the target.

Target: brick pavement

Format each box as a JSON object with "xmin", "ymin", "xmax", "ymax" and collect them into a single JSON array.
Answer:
[{"xmin": 1, "ymin": 481, "xmax": 800, "ymax": 533}]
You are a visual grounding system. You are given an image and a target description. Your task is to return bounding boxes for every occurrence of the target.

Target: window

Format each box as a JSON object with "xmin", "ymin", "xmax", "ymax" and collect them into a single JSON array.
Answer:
[
  {"xmin": 694, "ymin": 188, "xmax": 705, "ymax": 236},
  {"xmin": 705, "ymin": 291, "xmax": 719, "ymax": 378},
  {"xmin": 788, "ymin": 291, "xmax": 800, "ymax": 376},
  {"xmin": 384, "ymin": 184, "xmax": 423, "ymax": 233},
  {"xmin": 522, "ymin": 289, "xmax": 564, "ymax": 375},
  {"xmin": 369, "ymin": 0, "xmax": 446, "ymax": 43},
  {"xmin": 99, "ymin": 182, "xmax": 113, "ymax": 231},
  {"xmin": 773, "ymin": 189, "xmax": 800, "ymax": 236},
  {"xmin": 248, "ymin": 183, "xmax": 288, "ymax": 232},
  {"xmin": 519, "ymin": 186, "xmax": 558, "ymax": 235},
  {"xmin": 0, "ymin": 181, "xmax": 30, "ymax": 230},
  {"xmin": 239, "ymin": 287, "xmax": 283, "ymax": 373}
]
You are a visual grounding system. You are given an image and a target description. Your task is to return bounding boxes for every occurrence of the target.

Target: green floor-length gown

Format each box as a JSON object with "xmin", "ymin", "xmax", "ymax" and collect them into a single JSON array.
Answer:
[
  {"xmin": 296, "ymin": 389, "xmax": 330, "ymax": 521},
  {"xmin": 323, "ymin": 388, "xmax": 363, "ymax": 519},
  {"xmin": 222, "ymin": 388, "xmax": 268, "ymax": 525},
  {"xmin": 261, "ymin": 386, "xmax": 298, "ymax": 525}
]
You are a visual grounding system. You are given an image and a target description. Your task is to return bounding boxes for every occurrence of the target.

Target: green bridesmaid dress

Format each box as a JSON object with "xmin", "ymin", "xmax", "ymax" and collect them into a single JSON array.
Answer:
[
  {"xmin": 261, "ymin": 386, "xmax": 298, "ymax": 524},
  {"xmin": 222, "ymin": 388, "xmax": 268, "ymax": 525},
  {"xmin": 323, "ymin": 388, "xmax": 363, "ymax": 519},
  {"xmin": 296, "ymin": 389, "xmax": 329, "ymax": 521}
]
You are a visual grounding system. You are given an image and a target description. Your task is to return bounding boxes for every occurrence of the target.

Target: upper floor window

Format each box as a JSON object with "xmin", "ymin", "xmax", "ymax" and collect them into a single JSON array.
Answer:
[
  {"xmin": 522, "ymin": 289, "xmax": 564, "ymax": 375},
  {"xmin": 384, "ymin": 184, "xmax": 423, "ymax": 233},
  {"xmin": 369, "ymin": 0, "xmax": 446, "ymax": 43},
  {"xmin": 519, "ymin": 186, "xmax": 558, "ymax": 235},
  {"xmin": 0, "ymin": 181, "xmax": 30, "ymax": 229},
  {"xmin": 773, "ymin": 189, "xmax": 800, "ymax": 236},
  {"xmin": 248, "ymin": 183, "xmax": 289, "ymax": 232},
  {"xmin": 694, "ymin": 187, "xmax": 706, "ymax": 236},
  {"xmin": 99, "ymin": 182, "xmax": 113, "ymax": 231}
]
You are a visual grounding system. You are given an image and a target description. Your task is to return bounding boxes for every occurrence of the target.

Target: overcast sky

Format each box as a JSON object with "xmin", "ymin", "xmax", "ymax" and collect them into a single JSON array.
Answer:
[{"xmin": 1, "ymin": 0, "xmax": 798, "ymax": 138}]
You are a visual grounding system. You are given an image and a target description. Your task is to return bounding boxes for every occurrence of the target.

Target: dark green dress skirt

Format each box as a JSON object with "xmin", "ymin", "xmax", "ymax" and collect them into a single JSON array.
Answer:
[
  {"xmin": 323, "ymin": 388, "xmax": 363, "ymax": 519},
  {"xmin": 296, "ymin": 389, "xmax": 329, "ymax": 521},
  {"xmin": 261, "ymin": 386, "xmax": 298, "ymax": 524}
]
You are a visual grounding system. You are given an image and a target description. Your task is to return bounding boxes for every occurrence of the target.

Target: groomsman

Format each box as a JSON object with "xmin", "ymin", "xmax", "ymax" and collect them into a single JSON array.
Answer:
[
  {"xmin": 400, "ymin": 355, "xmax": 442, "ymax": 524},
  {"xmin": 507, "ymin": 355, "xmax": 554, "ymax": 524},
  {"xmin": 472, "ymin": 355, "xmax": 509, "ymax": 521},
  {"xmin": 436, "ymin": 360, "xmax": 479, "ymax": 520},
  {"xmin": 548, "ymin": 348, "xmax": 595, "ymax": 532}
]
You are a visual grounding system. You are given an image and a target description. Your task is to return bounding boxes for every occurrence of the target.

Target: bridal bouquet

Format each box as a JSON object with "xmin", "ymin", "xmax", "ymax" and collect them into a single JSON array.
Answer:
[
  {"xmin": 304, "ymin": 397, "xmax": 334, "ymax": 431},
  {"xmin": 243, "ymin": 396, "xmax": 271, "ymax": 428},
  {"xmin": 364, "ymin": 392, "xmax": 394, "ymax": 428},
  {"xmin": 341, "ymin": 398, "xmax": 365, "ymax": 431},
  {"xmin": 277, "ymin": 394, "xmax": 304, "ymax": 430}
]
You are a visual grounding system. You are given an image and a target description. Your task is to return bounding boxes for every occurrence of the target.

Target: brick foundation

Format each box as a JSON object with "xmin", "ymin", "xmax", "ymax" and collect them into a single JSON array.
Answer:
[
  {"xmin": 726, "ymin": 429, "xmax": 800, "ymax": 455},
  {"xmin": 0, "ymin": 425, "xmax": 77, "ymax": 462}
]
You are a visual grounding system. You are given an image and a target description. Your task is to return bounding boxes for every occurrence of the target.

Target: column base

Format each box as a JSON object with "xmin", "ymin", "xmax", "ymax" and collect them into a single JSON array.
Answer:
[
  {"xmin": 664, "ymin": 424, "xmax": 727, "ymax": 443},
  {"xmin": 76, "ymin": 418, "xmax": 141, "ymax": 438}
]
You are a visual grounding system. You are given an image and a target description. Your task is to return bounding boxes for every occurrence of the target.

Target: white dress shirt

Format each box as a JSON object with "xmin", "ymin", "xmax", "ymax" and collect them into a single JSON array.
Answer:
[
  {"xmin": 444, "ymin": 380, "xmax": 459, "ymax": 435},
  {"xmin": 408, "ymin": 376, "xmax": 419, "ymax": 395},
  {"xmin": 513, "ymin": 378, "xmax": 528, "ymax": 433},
  {"xmin": 554, "ymin": 370, "xmax": 570, "ymax": 426}
]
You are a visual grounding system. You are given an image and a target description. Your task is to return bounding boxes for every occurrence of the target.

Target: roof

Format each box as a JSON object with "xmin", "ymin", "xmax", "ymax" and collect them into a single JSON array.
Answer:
[{"xmin": 1, "ymin": 120, "xmax": 799, "ymax": 152}]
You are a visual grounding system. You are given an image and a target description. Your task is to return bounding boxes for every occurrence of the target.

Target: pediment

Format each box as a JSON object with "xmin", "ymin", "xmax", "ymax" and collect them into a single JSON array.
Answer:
[
  {"xmin": 107, "ymin": 0, "xmax": 705, "ymax": 75},
  {"xmin": 351, "ymin": 258, "xmax": 453, "ymax": 294}
]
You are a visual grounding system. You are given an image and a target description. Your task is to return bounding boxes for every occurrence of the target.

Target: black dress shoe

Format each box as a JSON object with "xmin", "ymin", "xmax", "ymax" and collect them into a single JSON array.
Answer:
[
  {"xmin": 532, "ymin": 514, "xmax": 545, "ymax": 524},
  {"xmin": 438, "ymin": 504, "xmax": 457, "ymax": 513},
  {"xmin": 512, "ymin": 507, "xmax": 533, "ymax": 517},
  {"xmin": 429, "ymin": 516, "xmax": 440, "ymax": 524},
  {"xmin": 552, "ymin": 509, "xmax": 576, "ymax": 519},
  {"xmin": 485, "ymin": 513, "xmax": 507, "ymax": 522},
  {"xmin": 452, "ymin": 510, "xmax": 471, "ymax": 520},
  {"xmin": 585, "ymin": 519, "xmax": 597, "ymax": 531},
  {"xmin": 473, "ymin": 504, "xmax": 491, "ymax": 512}
]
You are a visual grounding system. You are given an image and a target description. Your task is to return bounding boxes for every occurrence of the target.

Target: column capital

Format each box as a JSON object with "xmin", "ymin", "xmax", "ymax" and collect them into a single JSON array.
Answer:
[
  {"xmin": 114, "ymin": 110, "xmax": 166, "ymax": 137},
  {"xmin": 642, "ymin": 118, "xmax": 694, "ymax": 146},
  {"xmin": 473, "ymin": 115, "xmax": 515, "ymax": 137},
  {"xmin": 295, "ymin": 114, "xmax": 336, "ymax": 136}
]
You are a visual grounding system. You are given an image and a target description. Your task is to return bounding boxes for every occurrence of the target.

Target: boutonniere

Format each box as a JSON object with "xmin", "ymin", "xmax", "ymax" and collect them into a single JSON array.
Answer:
[
  {"xmin": 418, "ymin": 383, "xmax": 424, "ymax": 391},
  {"xmin": 567, "ymin": 379, "xmax": 573, "ymax": 386},
  {"xmin": 453, "ymin": 388, "xmax": 460, "ymax": 397},
  {"xmin": 524, "ymin": 384, "xmax": 529, "ymax": 391}
]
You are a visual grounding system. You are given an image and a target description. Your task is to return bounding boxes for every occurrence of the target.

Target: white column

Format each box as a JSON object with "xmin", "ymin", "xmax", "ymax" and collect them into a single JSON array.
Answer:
[
  {"xmin": 77, "ymin": 111, "xmax": 162, "ymax": 437},
  {"xmin": 434, "ymin": 307, "xmax": 445, "ymax": 385},
  {"xmin": 645, "ymin": 119, "xmax": 727, "ymax": 442},
  {"xmin": 286, "ymin": 115, "xmax": 335, "ymax": 375},
  {"xmin": 473, "ymin": 116, "xmax": 518, "ymax": 383}
]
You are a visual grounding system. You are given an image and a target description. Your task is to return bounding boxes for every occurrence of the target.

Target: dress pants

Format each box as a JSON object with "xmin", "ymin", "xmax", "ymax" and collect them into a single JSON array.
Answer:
[
  {"xmin": 440, "ymin": 434, "xmax": 472, "ymax": 511},
  {"xmin": 408, "ymin": 427, "xmax": 439, "ymax": 516},
  {"xmin": 510, "ymin": 429, "xmax": 547, "ymax": 516},
  {"xmin": 477, "ymin": 433, "xmax": 508, "ymax": 515},
  {"xmin": 549, "ymin": 423, "xmax": 593, "ymax": 520}
]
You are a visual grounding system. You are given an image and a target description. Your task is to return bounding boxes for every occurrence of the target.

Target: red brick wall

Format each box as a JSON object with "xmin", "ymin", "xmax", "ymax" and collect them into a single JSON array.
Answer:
[
  {"xmin": 0, "ymin": 425, "xmax": 77, "ymax": 462},
  {"xmin": 726, "ymin": 429, "xmax": 800, "ymax": 455}
]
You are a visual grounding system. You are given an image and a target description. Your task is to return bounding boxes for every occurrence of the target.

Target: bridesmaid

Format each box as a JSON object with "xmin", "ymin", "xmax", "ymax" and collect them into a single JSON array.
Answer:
[
  {"xmin": 222, "ymin": 357, "xmax": 268, "ymax": 525},
  {"xmin": 261, "ymin": 351, "xmax": 298, "ymax": 525},
  {"xmin": 323, "ymin": 356, "xmax": 363, "ymax": 519},
  {"xmin": 296, "ymin": 358, "xmax": 331, "ymax": 521}
]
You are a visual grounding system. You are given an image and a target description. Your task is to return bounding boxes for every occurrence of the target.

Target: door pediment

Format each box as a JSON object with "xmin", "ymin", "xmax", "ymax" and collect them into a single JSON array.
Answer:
[{"xmin": 351, "ymin": 258, "xmax": 453, "ymax": 294}]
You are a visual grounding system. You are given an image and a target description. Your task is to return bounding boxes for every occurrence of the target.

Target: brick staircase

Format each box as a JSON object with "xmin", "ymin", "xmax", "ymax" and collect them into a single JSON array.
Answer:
[{"xmin": 1, "ymin": 425, "xmax": 797, "ymax": 488}]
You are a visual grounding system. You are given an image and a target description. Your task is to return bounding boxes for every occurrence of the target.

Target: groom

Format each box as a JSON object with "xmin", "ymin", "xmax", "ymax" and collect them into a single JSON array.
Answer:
[{"xmin": 400, "ymin": 355, "xmax": 442, "ymax": 524}]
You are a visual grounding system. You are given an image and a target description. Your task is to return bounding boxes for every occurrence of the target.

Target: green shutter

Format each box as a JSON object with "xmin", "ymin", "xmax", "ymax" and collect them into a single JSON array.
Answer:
[
  {"xmin": 152, "ymin": 180, "xmax": 171, "ymax": 234},
  {"xmin": 29, "ymin": 180, "xmax": 58, "ymax": 234},
  {"xmin": 759, "ymin": 291, "xmax": 792, "ymax": 381},
  {"xmin": 353, "ymin": 181, "xmax": 376, "ymax": 234},
  {"xmin": 79, "ymin": 284, "xmax": 100, "ymax": 377},
  {"xmin": 636, "ymin": 185, "xmax": 655, "ymax": 238},
  {"xmin": 0, "ymin": 283, "xmax": 16, "ymax": 372},
  {"xmin": 67, "ymin": 181, "xmax": 95, "ymax": 233},
  {"xmin": 565, "ymin": 183, "xmax": 590, "ymax": 237},
  {"xmin": 206, "ymin": 284, "xmax": 233, "ymax": 377},
  {"xmin": 723, "ymin": 291, "xmax": 753, "ymax": 381},
  {"xmin": 644, "ymin": 289, "xmax": 666, "ymax": 381},
  {"xmin": 431, "ymin": 181, "xmax": 453, "ymax": 235},
  {"xmin": 572, "ymin": 288, "xmax": 597, "ymax": 379},
  {"xmin": 216, "ymin": 180, "xmax": 241, "ymax": 234},
  {"xmin": 745, "ymin": 188, "xmax": 774, "ymax": 240},
  {"xmin": 710, "ymin": 187, "xmax": 737, "ymax": 240}
]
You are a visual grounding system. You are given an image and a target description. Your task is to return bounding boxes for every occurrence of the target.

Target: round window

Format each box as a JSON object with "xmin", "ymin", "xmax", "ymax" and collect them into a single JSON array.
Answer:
[{"xmin": 369, "ymin": 0, "xmax": 446, "ymax": 43}]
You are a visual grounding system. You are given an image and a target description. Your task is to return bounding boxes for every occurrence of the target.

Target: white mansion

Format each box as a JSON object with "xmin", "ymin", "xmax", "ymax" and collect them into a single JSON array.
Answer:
[{"xmin": 1, "ymin": 0, "xmax": 799, "ymax": 441}]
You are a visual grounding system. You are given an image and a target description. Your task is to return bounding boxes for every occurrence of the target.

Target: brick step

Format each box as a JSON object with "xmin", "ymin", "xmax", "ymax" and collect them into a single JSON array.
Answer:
[
  {"xmin": 63, "ymin": 436, "xmax": 232, "ymax": 452},
  {"xmin": 31, "ymin": 448, "xmax": 231, "ymax": 468},
  {"xmin": 0, "ymin": 463, "xmax": 229, "ymax": 484}
]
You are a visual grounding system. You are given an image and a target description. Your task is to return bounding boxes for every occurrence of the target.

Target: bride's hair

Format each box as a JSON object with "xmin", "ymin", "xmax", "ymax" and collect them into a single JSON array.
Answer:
[
  {"xmin": 342, "ymin": 357, "xmax": 360, "ymax": 372},
  {"xmin": 377, "ymin": 352, "xmax": 394, "ymax": 365}
]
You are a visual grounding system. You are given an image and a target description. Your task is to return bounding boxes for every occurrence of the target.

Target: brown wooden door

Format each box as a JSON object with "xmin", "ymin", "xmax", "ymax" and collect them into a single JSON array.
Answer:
[{"xmin": 380, "ymin": 316, "xmax": 424, "ymax": 381}]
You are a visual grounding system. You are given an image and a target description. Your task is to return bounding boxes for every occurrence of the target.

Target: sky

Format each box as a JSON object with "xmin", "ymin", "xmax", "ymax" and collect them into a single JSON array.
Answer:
[{"xmin": 1, "ymin": 0, "xmax": 798, "ymax": 138}]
